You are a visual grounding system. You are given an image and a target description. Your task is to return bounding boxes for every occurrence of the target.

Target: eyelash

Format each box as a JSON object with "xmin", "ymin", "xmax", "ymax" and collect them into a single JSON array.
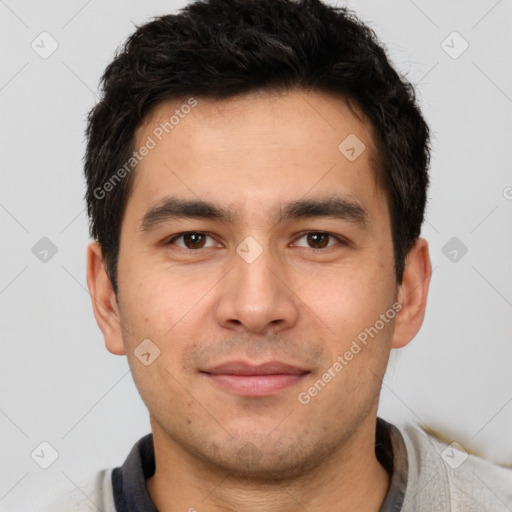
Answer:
[{"xmin": 165, "ymin": 231, "xmax": 347, "ymax": 252}]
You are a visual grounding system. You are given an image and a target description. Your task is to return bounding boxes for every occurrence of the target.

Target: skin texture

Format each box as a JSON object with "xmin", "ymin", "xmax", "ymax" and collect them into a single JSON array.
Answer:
[{"xmin": 87, "ymin": 88, "xmax": 431, "ymax": 512}]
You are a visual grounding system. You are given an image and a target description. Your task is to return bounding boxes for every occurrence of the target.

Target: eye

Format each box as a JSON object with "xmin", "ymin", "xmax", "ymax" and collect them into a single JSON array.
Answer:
[
  {"xmin": 293, "ymin": 232, "xmax": 344, "ymax": 250},
  {"xmin": 165, "ymin": 231, "xmax": 345, "ymax": 252},
  {"xmin": 166, "ymin": 232, "xmax": 219, "ymax": 250}
]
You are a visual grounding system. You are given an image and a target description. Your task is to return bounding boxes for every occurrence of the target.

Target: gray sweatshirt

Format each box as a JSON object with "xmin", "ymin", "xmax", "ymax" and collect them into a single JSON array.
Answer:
[{"xmin": 40, "ymin": 417, "xmax": 512, "ymax": 511}]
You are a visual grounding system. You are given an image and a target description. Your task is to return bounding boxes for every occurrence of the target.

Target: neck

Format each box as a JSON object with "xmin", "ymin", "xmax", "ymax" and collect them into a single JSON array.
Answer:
[{"xmin": 146, "ymin": 415, "xmax": 390, "ymax": 512}]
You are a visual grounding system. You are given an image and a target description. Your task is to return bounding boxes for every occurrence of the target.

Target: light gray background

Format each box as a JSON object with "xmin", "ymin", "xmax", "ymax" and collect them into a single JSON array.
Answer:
[{"xmin": 1, "ymin": 0, "xmax": 511, "ymax": 510}]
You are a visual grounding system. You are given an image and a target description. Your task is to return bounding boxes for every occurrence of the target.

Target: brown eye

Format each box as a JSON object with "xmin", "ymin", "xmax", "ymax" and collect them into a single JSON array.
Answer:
[
  {"xmin": 294, "ymin": 232, "xmax": 341, "ymax": 250},
  {"xmin": 167, "ymin": 232, "xmax": 216, "ymax": 250},
  {"xmin": 307, "ymin": 233, "xmax": 329, "ymax": 248},
  {"xmin": 182, "ymin": 233, "xmax": 206, "ymax": 249}
]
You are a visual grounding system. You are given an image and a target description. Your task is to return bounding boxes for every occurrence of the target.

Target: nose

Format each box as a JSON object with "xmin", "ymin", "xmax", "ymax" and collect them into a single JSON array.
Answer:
[{"xmin": 214, "ymin": 241, "xmax": 299, "ymax": 335}]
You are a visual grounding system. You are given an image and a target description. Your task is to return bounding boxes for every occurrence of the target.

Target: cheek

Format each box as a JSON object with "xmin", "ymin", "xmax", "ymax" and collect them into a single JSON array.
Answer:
[
  {"xmin": 127, "ymin": 355, "xmax": 192, "ymax": 430},
  {"xmin": 120, "ymin": 264, "xmax": 208, "ymax": 339},
  {"xmin": 297, "ymin": 260, "xmax": 395, "ymax": 332}
]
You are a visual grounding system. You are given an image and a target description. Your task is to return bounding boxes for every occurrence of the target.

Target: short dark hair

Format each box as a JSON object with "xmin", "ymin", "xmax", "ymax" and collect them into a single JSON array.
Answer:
[{"xmin": 85, "ymin": 0, "xmax": 430, "ymax": 295}]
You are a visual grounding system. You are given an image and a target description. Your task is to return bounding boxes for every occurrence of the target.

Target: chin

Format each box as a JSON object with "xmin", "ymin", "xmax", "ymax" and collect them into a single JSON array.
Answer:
[{"xmin": 193, "ymin": 433, "xmax": 337, "ymax": 483}]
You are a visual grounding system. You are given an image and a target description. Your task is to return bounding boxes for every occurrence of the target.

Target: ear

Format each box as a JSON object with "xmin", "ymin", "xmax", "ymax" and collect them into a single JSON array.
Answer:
[
  {"xmin": 391, "ymin": 237, "xmax": 432, "ymax": 349},
  {"xmin": 86, "ymin": 241, "xmax": 126, "ymax": 355}
]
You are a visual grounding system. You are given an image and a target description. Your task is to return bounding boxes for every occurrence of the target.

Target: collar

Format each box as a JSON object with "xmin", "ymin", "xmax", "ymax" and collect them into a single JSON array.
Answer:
[{"xmin": 112, "ymin": 416, "xmax": 408, "ymax": 511}]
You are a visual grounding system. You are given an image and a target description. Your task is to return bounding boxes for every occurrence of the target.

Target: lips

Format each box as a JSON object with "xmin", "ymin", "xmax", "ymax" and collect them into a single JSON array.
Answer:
[
  {"xmin": 202, "ymin": 360, "xmax": 309, "ymax": 376},
  {"xmin": 201, "ymin": 360, "xmax": 310, "ymax": 396}
]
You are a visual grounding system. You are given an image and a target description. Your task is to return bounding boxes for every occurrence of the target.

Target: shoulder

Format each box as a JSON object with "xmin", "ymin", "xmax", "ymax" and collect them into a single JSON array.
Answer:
[
  {"xmin": 398, "ymin": 422, "xmax": 512, "ymax": 512},
  {"xmin": 39, "ymin": 468, "xmax": 116, "ymax": 512}
]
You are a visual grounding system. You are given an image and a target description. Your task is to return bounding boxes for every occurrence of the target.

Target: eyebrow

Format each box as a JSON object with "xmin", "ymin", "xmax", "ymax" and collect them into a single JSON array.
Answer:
[{"xmin": 139, "ymin": 195, "xmax": 369, "ymax": 233}]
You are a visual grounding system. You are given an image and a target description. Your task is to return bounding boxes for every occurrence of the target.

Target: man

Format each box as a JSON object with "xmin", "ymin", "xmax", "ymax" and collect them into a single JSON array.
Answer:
[{"xmin": 45, "ymin": 0, "xmax": 512, "ymax": 510}]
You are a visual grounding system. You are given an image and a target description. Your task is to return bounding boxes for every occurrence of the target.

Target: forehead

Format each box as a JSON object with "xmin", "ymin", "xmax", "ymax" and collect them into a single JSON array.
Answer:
[
  {"xmin": 137, "ymin": 88, "xmax": 375, "ymax": 156},
  {"xmin": 127, "ymin": 89, "xmax": 386, "ymax": 225}
]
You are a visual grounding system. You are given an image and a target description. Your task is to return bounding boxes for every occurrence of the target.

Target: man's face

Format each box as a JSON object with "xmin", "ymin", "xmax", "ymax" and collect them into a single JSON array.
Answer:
[{"xmin": 110, "ymin": 89, "xmax": 399, "ymax": 478}]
